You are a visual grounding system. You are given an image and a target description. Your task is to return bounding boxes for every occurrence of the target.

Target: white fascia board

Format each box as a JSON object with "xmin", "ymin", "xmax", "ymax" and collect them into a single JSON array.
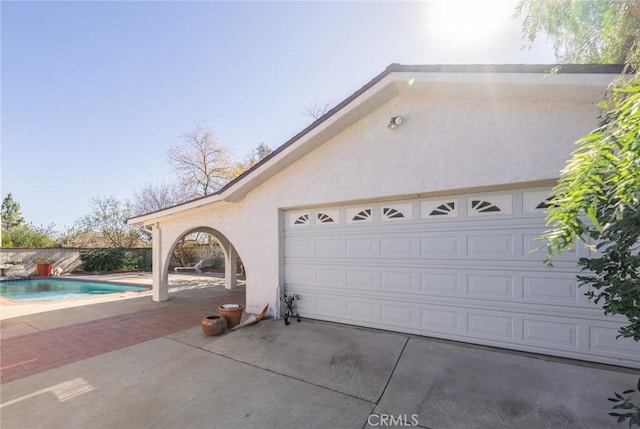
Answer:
[{"xmin": 126, "ymin": 198, "xmax": 229, "ymax": 226}]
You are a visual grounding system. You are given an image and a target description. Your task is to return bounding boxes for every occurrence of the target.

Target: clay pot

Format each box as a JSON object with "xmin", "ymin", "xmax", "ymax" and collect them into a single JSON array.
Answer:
[
  {"xmin": 37, "ymin": 263, "xmax": 53, "ymax": 277},
  {"xmin": 218, "ymin": 304, "xmax": 244, "ymax": 328},
  {"xmin": 201, "ymin": 315, "xmax": 227, "ymax": 336}
]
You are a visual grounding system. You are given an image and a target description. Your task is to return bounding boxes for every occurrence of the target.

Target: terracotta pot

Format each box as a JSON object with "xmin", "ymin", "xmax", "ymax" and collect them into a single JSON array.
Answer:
[
  {"xmin": 201, "ymin": 315, "xmax": 227, "ymax": 336},
  {"xmin": 37, "ymin": 263, "xmax": 53, "ymax": 277},
  {"xmin": 218, "ymin": 304, "xmax": 244, "ymax": 328}
]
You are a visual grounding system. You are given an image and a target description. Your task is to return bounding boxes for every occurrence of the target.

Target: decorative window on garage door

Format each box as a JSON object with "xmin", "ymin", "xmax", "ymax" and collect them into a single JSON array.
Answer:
[
  {"xmin": 523, "ymin": 190, "xmax": 555, "ymax": 213},
  {"xmin": 421, "ymin": 199, "xmax": 459, "ymax": 219},
  {"xmin": 346, "ymin": 207, "xmax": 374, "ymax": 223},
  {"xmin": 468, "ymin": 194, "xmax": 512, "ymax": 216},
  {"xmin": 316, "ymin": 209, "xmax": 340, "ymax": 225},
  {"xmin": 289, "ymin": 212, "xmax": 310, "ymax": 226},
  {"xmin": 381, "ymin": 202, "xmax": 412, "ymax": 222}
]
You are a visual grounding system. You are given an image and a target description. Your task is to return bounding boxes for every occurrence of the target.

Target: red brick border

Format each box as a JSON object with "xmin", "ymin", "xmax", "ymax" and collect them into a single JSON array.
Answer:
[{"xmin": 1, "ymin": 292, "xmax": 245, "ymax": 383}]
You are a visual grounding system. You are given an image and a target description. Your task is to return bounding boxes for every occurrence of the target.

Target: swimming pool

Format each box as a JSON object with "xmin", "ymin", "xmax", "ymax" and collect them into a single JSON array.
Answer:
[{"xmin": 0, "ymin": 279, "xmax": 149, "ymax": 302}]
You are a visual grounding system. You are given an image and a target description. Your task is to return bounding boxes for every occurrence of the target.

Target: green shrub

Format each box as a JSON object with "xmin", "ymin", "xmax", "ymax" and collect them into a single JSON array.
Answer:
[
  {"xmin": 608, "ymin": 377, "xmax": 640, "ymax": 427},
  {"xmin": 80, "ymin": 248, "xmax": 126, "ymax": 272},
  {"xmin": 123, "ymin": 252, "xmax": 144, "ymax": 270}
]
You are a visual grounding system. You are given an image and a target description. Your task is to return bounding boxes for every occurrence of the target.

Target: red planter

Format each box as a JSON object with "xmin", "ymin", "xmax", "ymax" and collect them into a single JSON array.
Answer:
[
  {"xmin": 219, "ymin": 305, "xmax": 244, "ymax": 328},
  {"xmin": 37, "ymin": 263, "xmax": 53, "ymax": 277}
]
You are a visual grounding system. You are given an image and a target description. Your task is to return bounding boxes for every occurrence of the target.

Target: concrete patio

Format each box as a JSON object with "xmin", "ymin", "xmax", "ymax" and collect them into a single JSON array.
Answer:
[{"xmin": 1, "ymin": 274, "xmax": 637, "ymax": 428}]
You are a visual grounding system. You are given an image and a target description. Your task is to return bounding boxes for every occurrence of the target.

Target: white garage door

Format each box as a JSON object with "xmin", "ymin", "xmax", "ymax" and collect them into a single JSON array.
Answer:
[{"xmin": 283, "ymin": 188, "xmax": 640, "ymax": 368}]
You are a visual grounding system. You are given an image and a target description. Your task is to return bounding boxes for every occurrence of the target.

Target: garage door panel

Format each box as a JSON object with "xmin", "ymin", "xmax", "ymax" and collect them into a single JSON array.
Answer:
[
  {"xmin": 345, "ymin": 269, "xmax": 378, "ymax": 289},
  {"xmin": 288, "ymin": 264, "xmax": 588, "ymax": 309},
  {"xmin": 468, "ymin": 313, "xmax": 515, "ymax": 340},
  {"xmin": 315, "ymin": 238, "xmax": 344, "ymax": 256},
  {"xmin": 346, "ymin": 300, "xmax": 380, "ymax": 322},
  {"xmin": 290, "ymin": 229, "xmax": 584, "ymax": 263},
  {"xmin": 315, "ymin": 296, "xmax": 345, "ymax": 317},
  {"xmin": 285, "ymin": 238, "xmax": 314, "ymax": 256},
  {"xmin": 420, "ymin": 236, "xmax": 462, "ymax": 257},
  {"xmin": 284, "ymin": 189, "xmax": 640, "ymax": 368},
  {"xmin": 589, "ymin": 326, "xmax": 640, "ymax": 358},
  {"xmin": 287, "ymin": 285, "xmax": 639, "ymax": 366},
  {"xmin": 420, "ymin": 306, "xmax": 461, "ymax": 332},
  {"xmin": 467, "ymin": 234, "xmax": 514, "ymax": 257},
  {"xmin": 284, "ymin": 266, "xmax": 314, "ymax": 284},
  {"xmin": 523, "ymin": 319, "xmax": 578, "ymax": 349},
  {"xmin": 287, "ymin": 283, "xmax": 605, "ymax": 320},
  {"xmin": 294, "ymin": 293, "xmax": 346, "ymax": 318},
  {"xmin": 380, "ymin": 271, "xmax": 417, "ymax": 292},
  {"xmin": 467, "ymin": 274, "xmax": 514, "ymax": 299},
  {"xmin": 420, "ymin": 272, "xmax": 461, "ymax": 295},
  {"xmin": 523, "ymin": 276, "xmax": 579, "ymax": 304},
  {"xmin": 380, "ymin": 237, "xmax": 416, "ymax": 257},
  {"xmin": 382, "ymin": 303, "xmax": 416, "ymax": 327},
  {"xmin": 315, "ymin": 268, "xmax": 343, "ymax": 286},
  {"xmin": 345, "ymin": 237, "xmax": 378, "ymax": 257}
]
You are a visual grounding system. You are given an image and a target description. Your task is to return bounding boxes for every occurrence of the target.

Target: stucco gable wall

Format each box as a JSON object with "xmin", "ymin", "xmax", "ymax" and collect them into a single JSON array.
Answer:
[
  {"xmin": 157, "ymin": 76, "xmax": 610, "ymax": 314},
  {"xmin": 261, "ymin": 81, "xmax": 605, "ymax": 208}
]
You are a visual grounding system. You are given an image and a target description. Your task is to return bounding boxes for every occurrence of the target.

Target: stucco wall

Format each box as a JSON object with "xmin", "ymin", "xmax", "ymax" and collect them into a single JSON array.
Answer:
[{"xmin": 154, "ymin": 74, "xmax": 611, "ymax": 315}]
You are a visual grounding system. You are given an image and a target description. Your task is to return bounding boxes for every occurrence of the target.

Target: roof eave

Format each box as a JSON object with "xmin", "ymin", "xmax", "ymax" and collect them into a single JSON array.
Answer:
[{"xmin": 127, "ymin": 63, "xmax": 624, "ymax": 226}]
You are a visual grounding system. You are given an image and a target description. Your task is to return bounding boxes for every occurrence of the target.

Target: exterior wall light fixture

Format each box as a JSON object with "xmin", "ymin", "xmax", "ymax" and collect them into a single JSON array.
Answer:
[{"xmin": 388, "ymin": 116, "xmax": 403, "ymax": 129}]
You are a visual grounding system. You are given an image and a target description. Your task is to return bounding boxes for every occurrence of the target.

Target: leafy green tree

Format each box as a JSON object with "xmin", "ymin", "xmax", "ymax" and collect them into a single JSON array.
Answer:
[
  {"xmin": 516, "ymin": 0, "xmax": 640, "ymax": 64},
  {"xmin": 1, "ymin": 193, "xmax": 56, "ymax": 247},
  {"xmin": 2, "ymin": 224, "xmax": 56, "ymax": 247},
  {"xmin": 516, "ymin": 0, "xmax": 640, "ymax": 425},
  {"xmin": 545, "ymin": 84, "xmax": 640, "ymax": 337},
  {"xmin": 517, "ymin": 0, "xmax": 640, "ymax": 340},
  {"xmin": 1, "ymin": 193, "xmax": 25, "ymax": 230}
]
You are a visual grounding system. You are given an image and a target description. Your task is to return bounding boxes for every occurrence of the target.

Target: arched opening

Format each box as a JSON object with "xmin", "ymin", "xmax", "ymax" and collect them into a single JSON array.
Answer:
[
  {"xmin": 160, "ymin": 226, "xmax": 245, "ymax": 299},
  {"xmin": 171, "ymin": 230, "xmax": 228, "ymax": 274}
]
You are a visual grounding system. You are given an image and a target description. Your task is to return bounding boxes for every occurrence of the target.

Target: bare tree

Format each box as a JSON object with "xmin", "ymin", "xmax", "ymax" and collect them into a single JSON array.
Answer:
[
  {"xmin": 75, "ymin": 196, "xmax": 145, "ymax": 248},
  {"xmin": 56, "ymin": 225, "xmax": 99, "ymax": 248},
  {"xmin": 167, "ymin": 123, "xmax": 232, "ymax": 198},
  {"xmin": 136, "ymin": 127, "xmax": 271, "ymax": 266},
  {"xmin": 132, "ymin": 182, "xmax": 185, "ymax": 216},
  {"xmin": 300, "ymin": 100, "xmax": 332, "ymax": 120}
]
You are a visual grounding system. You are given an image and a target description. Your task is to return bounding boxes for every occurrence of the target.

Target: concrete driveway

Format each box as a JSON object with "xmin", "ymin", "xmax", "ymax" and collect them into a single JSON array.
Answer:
[
  {"xmin": 2, "ymin": 318, "xmax": 637, "ymax": 429},
  {"xmin": 1, "ymin": 274, "xmax": 637, "ymax": 428}
]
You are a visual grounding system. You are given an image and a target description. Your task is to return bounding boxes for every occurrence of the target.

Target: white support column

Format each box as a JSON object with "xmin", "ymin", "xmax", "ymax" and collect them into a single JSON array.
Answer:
[
  {"xmin": 152, "ymin": 223, "xmax": 169, "ymax": 302},
  {"xmin": 225, "ymin": 244, "xmax": 238, "ymax": 290}
]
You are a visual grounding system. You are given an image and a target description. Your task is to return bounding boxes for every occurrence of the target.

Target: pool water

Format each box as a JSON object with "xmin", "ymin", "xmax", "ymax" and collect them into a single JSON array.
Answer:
[{"xmin": 0, "ymin": 279, "xmax": 149, "ymax": 302}]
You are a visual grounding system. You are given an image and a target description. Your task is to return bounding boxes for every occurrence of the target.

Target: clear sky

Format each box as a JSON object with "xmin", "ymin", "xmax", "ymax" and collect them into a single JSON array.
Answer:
[{"xmin": 1, "ymin": 0, "xmax": 555, "ymax": 231}]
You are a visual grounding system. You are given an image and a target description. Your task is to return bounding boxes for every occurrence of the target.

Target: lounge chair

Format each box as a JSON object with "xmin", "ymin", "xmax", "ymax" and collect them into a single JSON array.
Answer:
[{"xmin": 174, "ymin": 260, "xmax": 204, "ymax": 273}]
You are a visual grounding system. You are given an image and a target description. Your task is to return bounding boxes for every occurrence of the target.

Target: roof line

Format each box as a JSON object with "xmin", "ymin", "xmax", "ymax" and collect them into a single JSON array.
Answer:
[
  {"xmin": 385, "ymin": 63, "xmax": 626, "ymax": 74},
  {"xmin": 127, "ymin": 63, "xmax": 397, "ymax": 221},
  {"xmin": 127, "ymin": 63, "xmax": 624, "ymax": 222}
]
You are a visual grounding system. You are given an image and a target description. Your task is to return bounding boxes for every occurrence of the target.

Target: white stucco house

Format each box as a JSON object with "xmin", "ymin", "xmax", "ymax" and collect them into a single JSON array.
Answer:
[{"xmin": 128, "ymin": 63, "xmax": 640, "ymax": 368}]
